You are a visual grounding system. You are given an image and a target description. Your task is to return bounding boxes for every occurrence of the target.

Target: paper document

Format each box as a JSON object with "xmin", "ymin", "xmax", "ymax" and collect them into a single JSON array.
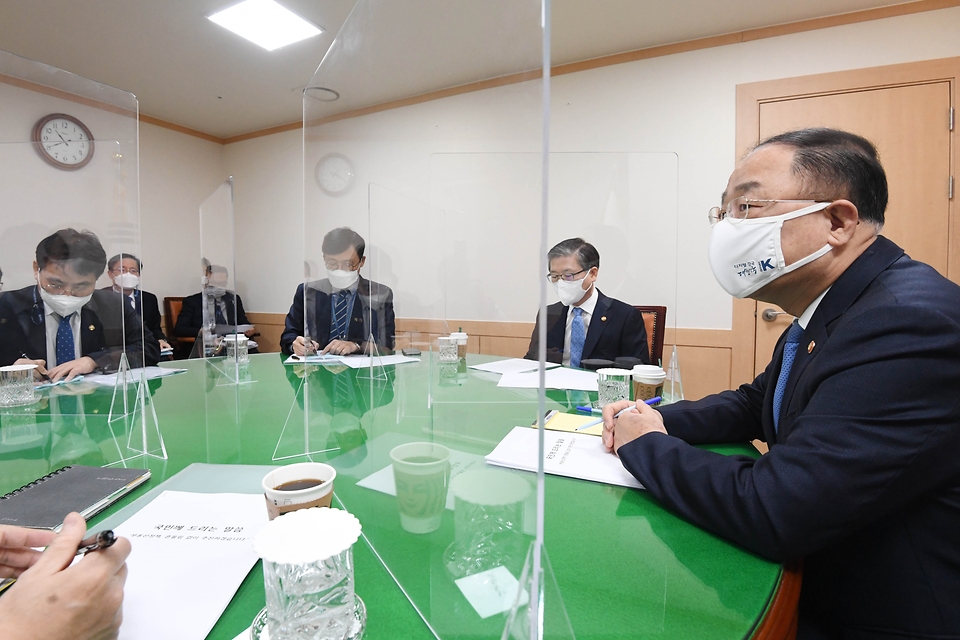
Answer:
[
  {"xmin": 35, "ymin": 375, "xmax": 84, "ymax": 389},
  {"xmin": 339, "ymin": 354, "xmax": 420, "ymax": 369},
  {"xmin": 468, "ymin": 358, "xmax": 560, "ymax": 375},
  {"xmin": 114, "ymin": 491, "xmax": 268, "ymax": 640},
  {"xmin": 498, "ymin": 367, "xmax": 598, "ymax": 392},
  {"xmin": 85, "ymin": 366, "xmax": 187, "ymax": 386},
  {"xmin": 215, "ymin": 323, "xmax": 255, "ymax": 335},
  {"xmin": 535, "ymin": 410, "xmax": 602, "ymax": 436},
  {"xmin": 485, "ymin": 427, "xmax": 643, "ymax": 490},
  {"xmin": 284, "ymin": 353, "xmax": 344, "ymax": 364}
]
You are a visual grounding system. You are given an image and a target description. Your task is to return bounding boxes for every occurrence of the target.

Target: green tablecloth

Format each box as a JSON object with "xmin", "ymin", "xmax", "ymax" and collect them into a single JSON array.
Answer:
[{"xmin": 0, "ymin": 353, "xmax": 781, "ymax": 639}]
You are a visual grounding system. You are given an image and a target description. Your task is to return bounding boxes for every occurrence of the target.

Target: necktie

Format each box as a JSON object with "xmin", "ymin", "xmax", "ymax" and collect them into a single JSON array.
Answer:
[
  {"xmin": 56, "ymin": 313, "xmax": 76, "ymax": 365},
  {"xmin": 333, "ymin": 291, "xmax": 349, "ymax": 340},
  {"xmin": 569, "ymin": 307, "xmax": 585, "ymax": 368},
  {"xmin": 773, "ymin": 320, "xmax": 804, "ymax": 432},
  {"xmin": 214, "ymin": 299, "xmax": 227, "ymax": 325}
]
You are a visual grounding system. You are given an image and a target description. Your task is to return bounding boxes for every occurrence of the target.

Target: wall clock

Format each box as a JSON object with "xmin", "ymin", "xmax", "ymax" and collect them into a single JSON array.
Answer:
[
  {"xmin": 31, "ymin": 113, "xmax": 95, "ymax": 170},
  {"xmin": 315, "ymin": 153, "xmax": 355, "ymax": 196}
]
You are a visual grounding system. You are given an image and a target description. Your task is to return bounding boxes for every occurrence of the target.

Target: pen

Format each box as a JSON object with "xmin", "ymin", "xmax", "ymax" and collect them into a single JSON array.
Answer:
[
  {"xmin": 21, "ymin": 353, "xmax": 50, "ymax": 381},
  {"xmin": 76, "ymin": 530, "xmax": 116, "ymax": 556},
  {"xmin": 575, "ymin": 397, "xmax": 663, "ymax": 431},
  {"xmin": 575, "ymin": 405, "xmax": 601, "ymax": 414}
]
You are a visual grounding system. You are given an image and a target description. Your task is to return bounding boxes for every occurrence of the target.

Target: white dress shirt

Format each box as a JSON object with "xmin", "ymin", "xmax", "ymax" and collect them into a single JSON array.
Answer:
[{"xmin": 562, "ymin": 285, "xmax": 598, "ymax": 366}]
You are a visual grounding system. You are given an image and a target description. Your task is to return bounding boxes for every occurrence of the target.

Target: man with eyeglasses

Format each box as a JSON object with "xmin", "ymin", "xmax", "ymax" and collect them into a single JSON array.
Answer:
[
  {"xmin": 281, "ymin": 227, "xmax": 395, "ymax": 357},
  {"xmin": 174, "ymin": 264, "xmax": 257, "ymax": 349},
  {"xmin": 602, "ymin": 129, "xmax": 960, "ymax": 638},
  {"xmin": 0, "ymin": 229, "xmax": 158, "ymax": 380},
  {"xmin": 524, "ymin": 237, "xmax": 649, "ymax": 366}
]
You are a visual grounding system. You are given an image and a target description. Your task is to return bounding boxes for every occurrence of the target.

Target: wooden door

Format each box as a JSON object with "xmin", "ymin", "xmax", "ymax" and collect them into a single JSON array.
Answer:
[{"xmin": 749, "ymin": 80, "xmax": 953, "ymax": 376}]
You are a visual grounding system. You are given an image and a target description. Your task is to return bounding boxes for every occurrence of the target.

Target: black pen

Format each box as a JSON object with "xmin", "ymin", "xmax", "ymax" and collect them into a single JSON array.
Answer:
[
  {"xmin": 76, "ymin": 530, "xmax": 116, "ymax": 556},
  {"xmin": 21, "ymin": 353, "xmax": 51, "ymax": 381}
]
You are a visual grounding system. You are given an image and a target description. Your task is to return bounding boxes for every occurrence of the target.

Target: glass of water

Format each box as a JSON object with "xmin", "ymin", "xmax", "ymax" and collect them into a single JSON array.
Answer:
[
  {"xmin": 0, "ymin": 365, "xmax": 40, "ymax": 407},
  {"xmin": 596, "ymin": 368, "xmax": 632, "ymax": 408},
  {"xmin": 437, "ymin": 336, "xmax": 459, "ymax": 363}
]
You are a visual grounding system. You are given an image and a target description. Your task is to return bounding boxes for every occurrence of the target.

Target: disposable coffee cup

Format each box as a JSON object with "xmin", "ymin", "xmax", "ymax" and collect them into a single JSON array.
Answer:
[
  {"xmin": 390, "ymin": 442, "xmax": 451, "ymax": 534},
  {"xmin": 632, "ymin": 365, "xmax": 666, "ymax": 402},
  {"xmin": 262, "ymin": 462, "xmax": 336, "ymax": 520},
  {"xmin": 449, "ymin": 332, "xmax": 468, "ymax": 359}
]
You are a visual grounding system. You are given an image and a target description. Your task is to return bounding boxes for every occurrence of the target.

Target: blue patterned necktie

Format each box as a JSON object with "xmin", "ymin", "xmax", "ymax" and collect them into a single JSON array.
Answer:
[
  {"xmin": 56, "ymin": 313, "xmax": 76, "ymax": 365},
  {"xmin": 569, "ymin": 307, "xmax": 585, "ymax": 368},
  {"xmin": 773, "ymin": 320, "xmax": 804, "ymax": 432},
  {"xmin": 333, "ymin": 291, "xmax": 349, "ymax": 340}
]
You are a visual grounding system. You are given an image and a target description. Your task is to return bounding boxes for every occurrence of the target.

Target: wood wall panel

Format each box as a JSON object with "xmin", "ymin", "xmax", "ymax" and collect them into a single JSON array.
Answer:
[{"xmin": 246, "ymin": 312, "xmax": 284, "ymax": 353}]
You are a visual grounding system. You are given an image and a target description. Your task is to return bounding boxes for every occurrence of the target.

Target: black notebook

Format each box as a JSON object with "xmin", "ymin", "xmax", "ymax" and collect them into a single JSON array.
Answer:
[{"xmin": 0, "ymin": 465, "xmax": 151, "ymax": 531}]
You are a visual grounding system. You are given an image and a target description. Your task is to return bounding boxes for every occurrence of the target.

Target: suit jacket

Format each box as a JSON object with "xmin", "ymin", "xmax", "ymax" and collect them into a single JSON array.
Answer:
[
  {"xmin": 174, "ymin": 291, "xmax": 250, "ymax": 338},
  {"xmin": 280, "ymin": 277, "xmax": 395, "ymax": 355},
  {"xmin": 0, "ymin": 286, "xmax": 159, "ymax": 369},
  {"xmin": 100, "ymin": 287, "xmax": 166, "ymax": 343},
  {"xmin": 617, "ymin": 237, "xmax": 960, "ymax": 638},
  {"xmin": 524, "ymin": 290, "xmax": 649, "ymax": 364}
]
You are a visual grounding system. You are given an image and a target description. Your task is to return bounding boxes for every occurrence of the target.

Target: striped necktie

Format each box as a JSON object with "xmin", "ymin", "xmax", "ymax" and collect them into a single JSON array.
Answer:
[
  {"xmin": 333, "ymin": 291, "xmax": 349, "ymax": 340},
  {"xmin": 773, "ymin": 320, "xmax": 804, "ymax": 432}
]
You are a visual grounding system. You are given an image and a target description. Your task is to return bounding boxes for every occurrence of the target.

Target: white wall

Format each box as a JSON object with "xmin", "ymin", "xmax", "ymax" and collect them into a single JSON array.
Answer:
[{"xmin": 224, "ymin": 6, "xmax": 960, "ymax": 329}]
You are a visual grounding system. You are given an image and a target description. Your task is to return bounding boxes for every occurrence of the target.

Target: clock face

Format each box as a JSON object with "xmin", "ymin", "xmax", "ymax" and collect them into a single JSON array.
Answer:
[
  {"xmin": 31, "ymin": 114, "xmax": 95, "ymax": 170},
  {"xmin": 316, "ymin": 153, "xmax": 355, "ymax": 196}
]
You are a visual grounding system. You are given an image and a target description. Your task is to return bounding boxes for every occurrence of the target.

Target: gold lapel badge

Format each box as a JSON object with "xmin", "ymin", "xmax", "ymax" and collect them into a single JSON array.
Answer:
[
  {"xmin": 807, "ymin": 341, "xmax": 815, "ymax": 353},
  {"xmin": 601, "ymin": 316, "xmax": 607, "ymax": 322}
]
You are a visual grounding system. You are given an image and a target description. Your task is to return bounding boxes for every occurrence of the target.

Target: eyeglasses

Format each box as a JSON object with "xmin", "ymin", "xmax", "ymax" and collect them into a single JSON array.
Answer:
[
  {"xmin": 109, "ymin": 266, "xmax": 140, "ymax": 275},
  {"xmin": 38, "ymin": 277, "xmax": 96, "ymax": 296},
  {"xmin": 708, "ymin": 197, "xmax": 829, "ymax": 226},
  {"xmin": 324, "ymin": 260, "xmax": 360, "ymax": 271},
  {"xmin": 546, "ymin": 269, "xmax": 586, "ymax": 284}
]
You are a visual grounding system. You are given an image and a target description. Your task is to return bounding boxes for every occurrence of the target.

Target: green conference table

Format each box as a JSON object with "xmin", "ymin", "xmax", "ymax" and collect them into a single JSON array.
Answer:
[{"xmin": 0, "ymin": 353, "xmax": 786, "ymax": 639}]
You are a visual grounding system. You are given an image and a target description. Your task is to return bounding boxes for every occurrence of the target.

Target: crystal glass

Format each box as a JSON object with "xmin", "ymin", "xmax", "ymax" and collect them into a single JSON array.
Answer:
[
  {"xmin": 437, "ymin": 337, "xmax": 459, "ymax": 363},
  {"xmin": 0, "ymin": 365, "xmax": 39, "ymax": 407},
  {"xmin": 596, "ymin": 368, "xmax": 632, "ymax": 408}
]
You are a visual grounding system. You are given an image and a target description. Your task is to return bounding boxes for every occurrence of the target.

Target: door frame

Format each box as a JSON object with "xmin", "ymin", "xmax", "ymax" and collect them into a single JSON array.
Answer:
[{"xmin": 731, "ymin": 56, "xmax": 959, "ymax": 386}]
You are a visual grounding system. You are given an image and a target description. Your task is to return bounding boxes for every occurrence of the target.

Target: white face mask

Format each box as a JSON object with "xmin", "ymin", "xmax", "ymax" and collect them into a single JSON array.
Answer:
[
  {"xmin": 327, "ymin": 269, "xmax": 359, "ymax": 291},
  {"xmin": 38, "ymin": 286, "xmax": 91, "ymax": 318},
  {"xmin": 554, "ymin": 277, "xmax": 591, "ymax": 307},
  {"xmin": 114, "ymin": 273, "xmax": 140, "ymax": 289},
  {"xmin": 708, "ymin": 201, "xmax": 832, "ymax": 299},
  {"xmin": 206, "ymin": 286, "xmax": 227, "ymax": 298}
]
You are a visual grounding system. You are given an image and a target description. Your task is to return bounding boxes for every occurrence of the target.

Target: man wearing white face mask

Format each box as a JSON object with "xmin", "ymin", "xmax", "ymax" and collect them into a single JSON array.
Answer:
[
  {"xmin": 0, "ymin": 229, "xmax": 157, "ymax": 381},
  {"xmin": 524, "ymin": 238, "xmax": 648, "ymax": 366},
  {"xmin": 281, "ymin": 227, "xmax": 395, "ymax": 357},
  {"xmin": 602, "ymin": 129, "xmax": 960, "ymax": 638},
  {"xmin": 174, "ymin": 264, "xmax": 256, "ymax": 345},
  {"xmin": 103, "ymin": 253, "xmax": 171, "ymax": 354}
]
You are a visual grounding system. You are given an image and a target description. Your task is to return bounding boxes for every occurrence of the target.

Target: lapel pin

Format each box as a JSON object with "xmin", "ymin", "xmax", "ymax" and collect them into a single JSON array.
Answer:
[
  {"xmin": 601, "ymin": 316, "xmax": 607, "ymax": 322},
  {"xmin": 89, "ymin": 325, "xmax": 96, "ymax": 331},
  {"xmin": 807, "ymin": 341, "xmax": 815, "ymax": 353}
]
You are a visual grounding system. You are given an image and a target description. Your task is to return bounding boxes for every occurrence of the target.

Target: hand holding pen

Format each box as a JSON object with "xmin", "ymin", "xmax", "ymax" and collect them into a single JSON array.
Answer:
[
  {"xmin": 16, "ymin": 353, "xmax": 50, "ymax": 381},
  {"xmin": 574, "ymin": 397, "xmax": 661, "ymax": 431},
  {"xmin": 600, "ymin": 397, "xmax": 669, "ymax": 454}
]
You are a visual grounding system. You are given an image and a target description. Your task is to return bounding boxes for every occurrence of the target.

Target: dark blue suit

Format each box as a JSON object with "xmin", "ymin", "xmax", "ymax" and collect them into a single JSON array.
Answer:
[
  {"xmin": 0, "ymin": 286, "xmax": 158, "ymax": 369},
  {"xmin": 524, "ymin": 290, "xmax": 649, "ymax": 364},
  {"xmin": 617, "ymin": 237, "xmax": 960, "ymax": 638},
  {"xmin": 280, "ymin": 277, "xmax": 395, "ymax": 355}
]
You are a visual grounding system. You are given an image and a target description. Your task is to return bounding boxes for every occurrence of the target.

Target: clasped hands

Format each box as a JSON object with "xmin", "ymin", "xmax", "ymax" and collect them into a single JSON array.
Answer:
[
  {"xmin": 292, "ymin": 336, "xmax": 361, "ymax": 357},
  {"xmin": 601, "ymin": 398, "xmax": 667, "ymax": 454}
]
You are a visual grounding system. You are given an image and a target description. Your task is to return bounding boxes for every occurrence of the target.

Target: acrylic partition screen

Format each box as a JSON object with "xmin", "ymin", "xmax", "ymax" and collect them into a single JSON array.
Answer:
[
  {"xmin": 297, "ymin": 0, "xmax": 555, "ymax": 638},
  {"xmin": 0, "ymin": 49, "xmax": 164, "ymax": 468}
]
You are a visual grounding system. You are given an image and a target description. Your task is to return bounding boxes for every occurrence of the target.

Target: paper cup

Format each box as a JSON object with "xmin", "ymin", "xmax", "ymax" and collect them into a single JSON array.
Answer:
[
  {"xmin": 632, "ymin": 365, "xmax": 666, "ymax": 402},
  {"xmin": 449, "ymin": 332, "xmax": 468, "ymax": 359},
  {"xmin": 390, "ymin": 442, "xmax": 451, "ymax": 534},
  {"xmin": 262, "ymin": 462, "xmax": 336, "ymax": 520}
]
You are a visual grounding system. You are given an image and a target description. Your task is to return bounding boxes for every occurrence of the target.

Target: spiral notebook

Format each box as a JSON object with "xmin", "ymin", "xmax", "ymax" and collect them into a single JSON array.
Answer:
[{"xmin": 0, "ymin": 465, "xmax": 151, "ymax": 531}]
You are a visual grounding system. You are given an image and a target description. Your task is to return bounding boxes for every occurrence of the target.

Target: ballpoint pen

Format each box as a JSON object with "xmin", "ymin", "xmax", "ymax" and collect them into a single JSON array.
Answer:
[
  {"xmin": 21, "ymin": 353, "xmax": 51, "ymax": 381},
  {"xmin": 575, "ymin": 396, "xmax": 662, "ymax": 431},
  {"xmin": 76, "ymin": 530, "xmax": 117, "ymax": 556}
]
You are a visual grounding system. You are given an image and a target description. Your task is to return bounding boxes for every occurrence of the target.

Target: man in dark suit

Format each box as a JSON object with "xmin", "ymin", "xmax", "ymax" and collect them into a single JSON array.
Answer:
[
  {"xmin": 174, "ymin": 264, "xmax": 256, "ymax": 344},
  {"xmin": 281, "ymin": 227, "xmax": 395, "ymax": 356},
  {"xmin": 0, "ymin": 229, "xmax": 157, "ymax": 380},
  {"xmin": 103, "ymin": 253, "xmax": 171, "ymax": 354},
  {"xmin": 603, "ymin": 129, "xmax": 960, "ymax": 638},
  {"xmin": 524, "ymin": 238, "xmax": 648, "ymax": 366}
]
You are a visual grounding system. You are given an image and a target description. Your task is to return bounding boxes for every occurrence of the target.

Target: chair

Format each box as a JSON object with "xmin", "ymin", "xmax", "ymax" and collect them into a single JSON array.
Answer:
[
  {"xmin": 163, "ymin": 296, "xmax": 193, "ymax": 360},
  {"xmin": 634, "ymin": 305, "xmax": 667, "ymax": 366}
]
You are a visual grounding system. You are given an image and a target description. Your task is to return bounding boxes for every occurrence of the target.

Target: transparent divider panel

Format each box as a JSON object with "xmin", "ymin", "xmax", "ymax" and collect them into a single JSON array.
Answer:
[
  {"xmin": 298, "ymin": 0, "xmax": 551, "ymax": 636},
  {"xmin": 0, "ymin": 49, "xmax": 160, "ymax": 465}
]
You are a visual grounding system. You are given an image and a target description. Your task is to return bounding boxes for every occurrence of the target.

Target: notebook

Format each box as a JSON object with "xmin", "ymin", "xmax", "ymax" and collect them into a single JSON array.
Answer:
[
  {"xmin": 0, "ymin": 465, "xmax": 151, "ymax": 531},
  {"xmin": 532, "ymin": 410, "xmax": 602, "ymax": 436}
]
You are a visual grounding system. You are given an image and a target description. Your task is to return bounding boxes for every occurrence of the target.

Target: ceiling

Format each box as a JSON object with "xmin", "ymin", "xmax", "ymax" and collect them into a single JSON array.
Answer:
[{"xmin": 0, "ymin": 0, "xmax": 915, "ymax": 140}]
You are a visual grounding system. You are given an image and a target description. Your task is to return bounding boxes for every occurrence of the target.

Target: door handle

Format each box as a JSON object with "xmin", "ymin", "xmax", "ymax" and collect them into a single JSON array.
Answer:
[{"xmin": 761, "ymin": 308, "xmax": 791, "ymax": 323}]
